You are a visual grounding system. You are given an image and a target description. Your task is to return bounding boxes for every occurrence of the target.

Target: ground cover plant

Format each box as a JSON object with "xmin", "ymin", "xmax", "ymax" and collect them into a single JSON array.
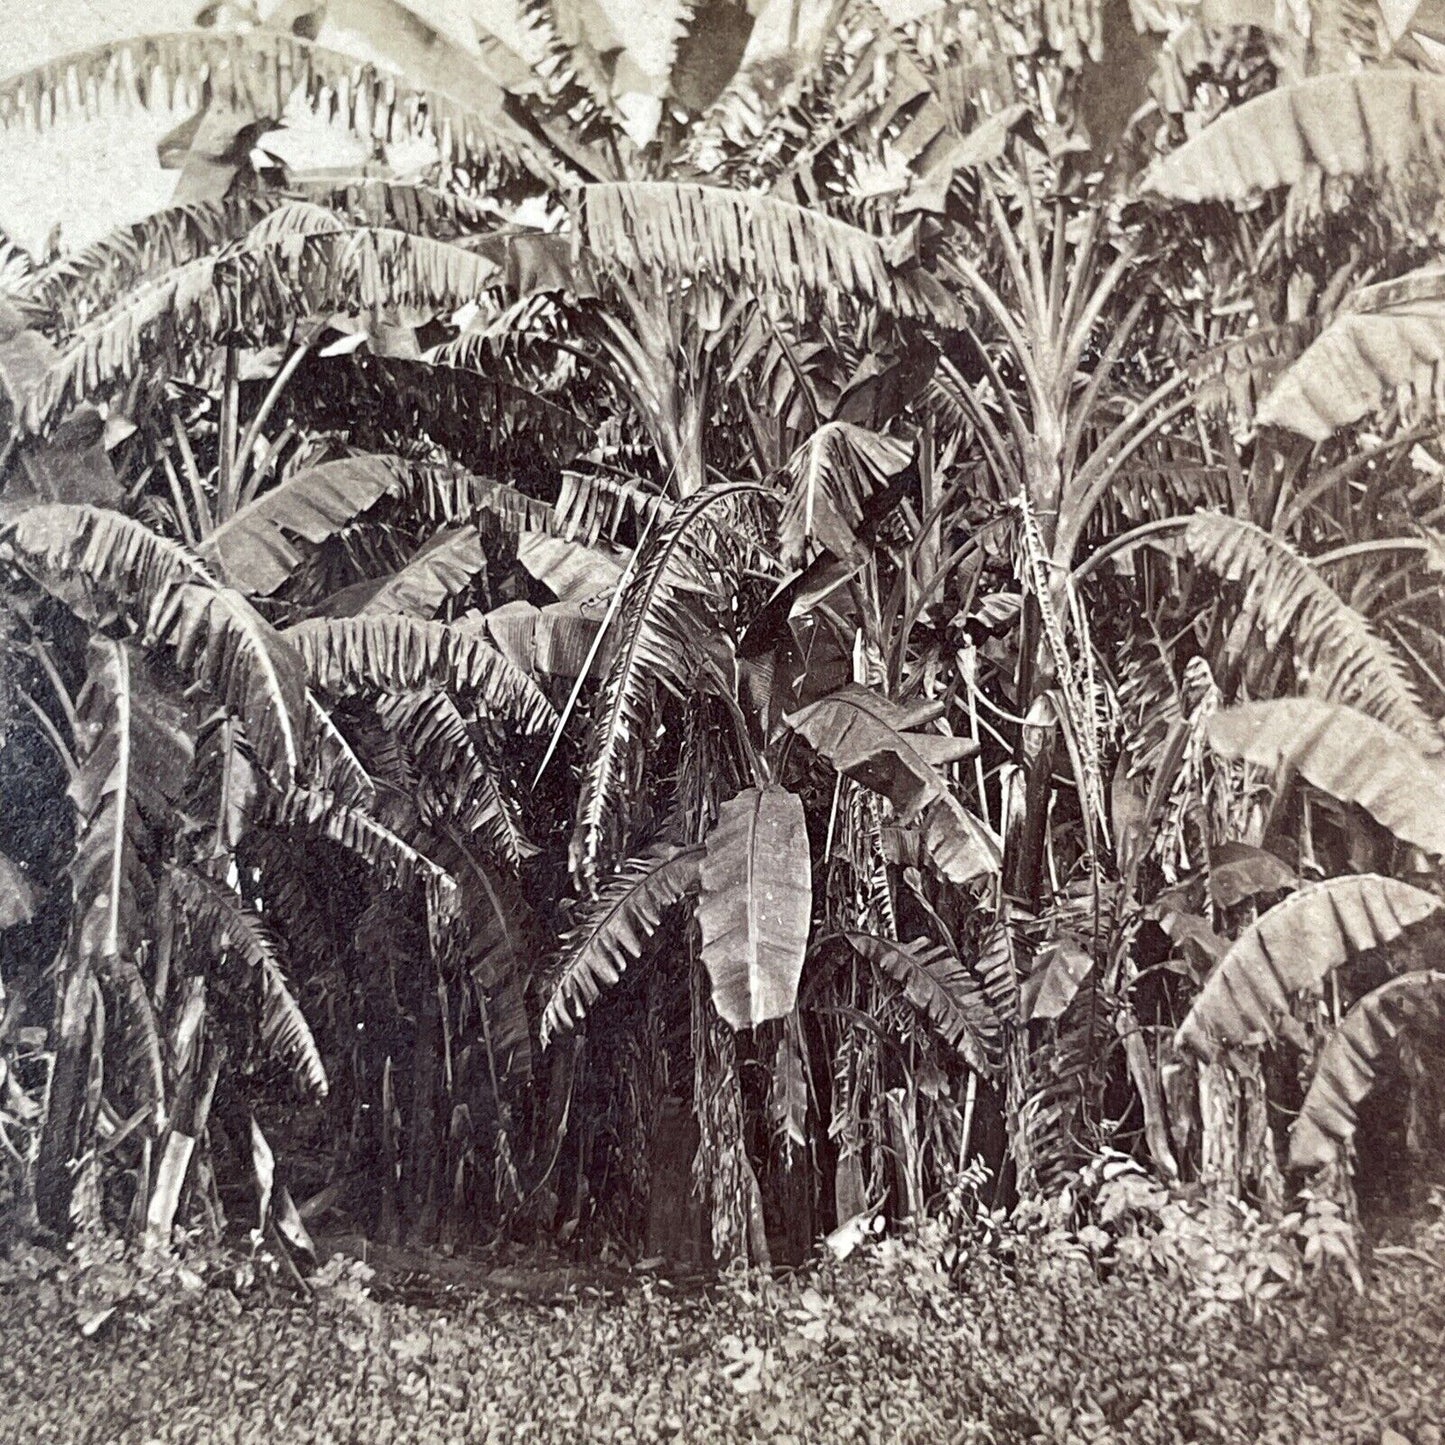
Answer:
[{"xmin": 2, "ymin": 1182, "xmax": 1444, "ymax": 1444}]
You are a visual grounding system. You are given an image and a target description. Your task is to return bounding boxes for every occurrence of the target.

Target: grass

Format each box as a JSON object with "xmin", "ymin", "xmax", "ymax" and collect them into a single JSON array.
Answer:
[{"xmin": 0, "ymin": 1223, "xmax": 1442, "ymax": 1444}]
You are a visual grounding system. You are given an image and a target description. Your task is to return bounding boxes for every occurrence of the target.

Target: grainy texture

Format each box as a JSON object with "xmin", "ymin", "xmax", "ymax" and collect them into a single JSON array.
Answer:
[{"xmin": 0, "ymin": 1238, "xmax": 1441, "ymax": 1445}]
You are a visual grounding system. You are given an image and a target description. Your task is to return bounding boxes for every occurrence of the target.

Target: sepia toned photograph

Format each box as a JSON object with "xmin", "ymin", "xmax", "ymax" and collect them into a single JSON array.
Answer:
[{"xmin": 0, "ymin": 1, "xmax": 1442, "ymax": 1440}]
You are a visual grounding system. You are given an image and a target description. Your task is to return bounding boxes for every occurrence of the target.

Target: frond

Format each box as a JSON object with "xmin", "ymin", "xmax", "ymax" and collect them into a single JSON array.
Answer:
[
  {"xmin": 353, "ymin": 527, "xmax": 487, "ymax": 619},
  {"xmin": 1256, "ymin": 266, "xmax": 1445, "ymax": 440},
  {"xmin": 555, "ymin": 469, "xmax": 672, "ymax": 546},
  {"xmin": 779, "ymin": 422, "xmax": 911, "ymax": 566},
  {"xmin": 539, "ymin": 842, "xmax": 703, "ymax": 1045},
  {"xmin": 1291, "ymin": 969, "xmax": 1445, "ymax": 1170},
  {"xmin": 1176, "ymin": 874, "xmax": 1442, "ymax": 1059},
  {"xmin": 164, "ymin": 865, "xmax": 327, "ymax": 1098},
  {"xmin": 5, "ymin": 505, "xmax": 307, "ymax": 782},
  {"xmin": 697, "ymin": 784, "xmax": 812, "ymax": 1029},
  {"xmin": 842, "ymin": 932, "xmax": 1003, "ymax": 1076},
  {"xmin": 1141, "ymin": 71, "xmax": 1445, "ymax": 204},
  {"xmin": 1208, "ymin": 699, "xmax": 1445, "ymax": 857},
  {"xmin": 1177, "ymin": 513, "xmax": 1437, "ymax": 745},
  {"xmin": 264, "ymin": 782, "xmax": 456, "ymax": 902},
  {"xmin": 375, "ymin": 691, "xmax": 534, "ymax": 866},
  {"xmin": 287, "ymin": 177, "xmax": 497, "ymax": 240},
  {"xmin": 578, "ymin": 182, "xmax": 967, "ymax": 325},
  {"xmin": 285, "ymin": 614, "xmax": 556, "ymax": 734},
  {"xmin": 31, "ymin": 194, "xmax": 281, "ymax": 325},
  {"xmin": 302, "ymin": 695, "xmax": 375, "ymax": 809},
  {"xmin": 21, "ymin": 224, "xmax": 516, "ymax": 432},
  {"xmin": 570, "ymin": 480, "xmax": 770, "ymax": 888},
  {"xmin": 201, "ymin": 455, "xmax": 407, "ymax": 597},
  {"xmin": 0, "ymin": 30, "xmax": 551, "ymax": 182}
]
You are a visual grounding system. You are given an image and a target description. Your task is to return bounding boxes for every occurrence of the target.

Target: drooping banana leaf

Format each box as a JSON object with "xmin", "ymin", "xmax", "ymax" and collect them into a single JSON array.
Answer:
[
  {"xmin": 697, "ymin": 785, "xmax": 812, "ymax": 1029},
  {"xmin": 1142, "ymin": 71, "xmax": 1445, "ymax": 203},
  {"xmin": 784, "ymin": 684, "xmax": 977, "ymax": 819},
  {"xmin": 1207, "ymin": 699, "xmax": 1445, "ymax": 857},
  {"xmin": 201, "ymin": 456, "xmax": 405, "ymax": 597},
  {"xmin": 540, "ymin": 843, "xmax": 703, "ymax": 1045},
  {"xmin": 842, "ymin": 932, "xmax": 1003, "ymax": 1074},
  {"xmin": 1176, "ymin": 874, "xmax": 1442, "ymax": 1059},
  {"xmin": 1290, "ymin": 970, "xmax": 1445, "ymax": 1170}
]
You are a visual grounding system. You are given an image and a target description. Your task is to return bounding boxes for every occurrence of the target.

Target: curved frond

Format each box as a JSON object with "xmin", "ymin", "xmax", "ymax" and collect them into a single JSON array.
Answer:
[
  {"xmin": 165, "ymin": 866, "xmax": 327, "ymax": 1098},
  {"xmin": 21, "ymin": 225, "xmax": 510, "ymax": 432},
  {"xmin": 1177, "ymin": 513, "xmax": 1436, "ymax": 744},
  {"xmin": 1256, "ymin": 266, "xmax": 1445, "ymax": 439},
  {"xmin": 31, "ymin": 194, "xmax": 281, "ymax": 324},
  {"xmin": 579, "ymin": 182, "xmax": 966, "ymax": 324},
  {"xmin": 201, "ymin": 455, "xmax": 406, "ymax": 597},
  {"xmin": 6, "ymin": 505, "xmax": 307, "ymax": 782},
  {"xmin": 1141, "ymin": 71, "xmax": 1445, "ymax": 203},
  {"xmin": 0, "ymin": 30, "xmax": 549, "ymax": 180},
  {"xmin": 375, "ymin": 691, "xmax": 534, "ymax": 865},
  {"xmin": 1208, "ymin": 699, "xmax": 1445, "ymax": 855},
  {"xmin": 264, "ymin": 782, "xmax": 456, "ymax": 903},
  {"xmin": 697, "ymin": 784, "xmax": 812, "ymax": 1030},
  {"xmin": 779, "ymin": 422, "xmax": 911, "ymax": 566},
  {"xmin": 286, "ymin": 615, "xmax": 556, "ymax": 734},
  {"xmin": 571, "ymin": 480, "xmax": 769, "ymax": 887},
  {"xmin": 540, "ymin": 842, "xmax": 703, "ymax": 1045},
  {"xmin": 1176, "ymin": 874, "xmax": 1442, "ymax": 1060},
  {"xmin": 842, "ymin": 932, "xmax": 1003, "ymax": 1075},
  {"xmin": 1290, "ymin": 970, "xmax": 1445, "ymax": 1170},
  {"xmin": 355, "ymin": 527, "xmax": 487, "ymax": 619}
]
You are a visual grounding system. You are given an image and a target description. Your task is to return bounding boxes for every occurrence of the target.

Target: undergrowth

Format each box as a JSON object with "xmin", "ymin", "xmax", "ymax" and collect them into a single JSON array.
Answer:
[{"xmin": 0, "ymin": 1179, "xmax": 1441, "ymax": 1445}]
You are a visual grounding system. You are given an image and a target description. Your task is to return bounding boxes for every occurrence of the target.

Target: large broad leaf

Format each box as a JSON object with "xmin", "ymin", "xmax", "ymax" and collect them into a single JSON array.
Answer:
[
  {"xmin": 1208, "ymin": 699, "xmax": 1445, "ymax": 857},
  {"xmin": 0, "ymin": 852, "xmax": 36, "ymax": 930},
  {"xmin": 784, "ymin": 684, "xmax": 977, "ymax": 819},
  {"xmin": 515, "ymin": 532, "xmax": 626, "ymax": 603},
  {"xmin": 0, "ymin": 29, "xmax": 545, "ymax": 182},
  {"xmin": 779, "ymin": 423, "xmax": 911, "ymax": 567},
  {"xmin": 1141, "ymin": 71, "xmax": 1445, "ymax": 203},
  {"xmin": 579, "ymin": 183, "xmax": 966, "ymax": 325},
  {"xmin": 1176, "ymin": 874, "xmax": 1442, "ymax": 1060},
  {"xmin": 6, "ymin": 505, "xmax": 307, "ymax": 783},
  {"xmin": 540, "ymin": 843, "xmax": 703, "ymax": 1045},
  {"xmin": 697, "ymin": 785, "xmax": 812, "ymax": 1029},
  {"xmin": 67, "ymin": 641, "xmax": 192, "ymax": 1127},
  {"xmin": 201, "ymin": 456, "xmax": 404, "ymax": 597},
  {"xmin": 1177, "ymin": 515, "xmax": 1434, "ymax": 745},
  {"xmin": 1208, "ymin": 841, "xmax": 1297, "ymax": 909},
  {"xmin": 164, "ymin": 866, "xmax": 327, "ymax": 1099},
  {"xmin": 920, "ymin": 794, "xmax": 1004, "ymax": 886},
  {"xmin": 842, "ymin": 932, "xmax": 1003, "ymax": 1075},
  {"xmin": 1290, "ymin": 970, "xmax": 1445, "ymax": 1170},
  {"xmin": 1021, "ymin": 938, "xmax": 1096, "ymax": 1023},
  {"xmin": 285, "ymin": 615, "xmax": 556, "ymax": 734},
  {"xmin": 356, "ymin": 527, "xmax": 488, "ymax": 618},
  {"xmin": 1255, "ymin": 266, "xmax": 1445, "ymax": 440}
]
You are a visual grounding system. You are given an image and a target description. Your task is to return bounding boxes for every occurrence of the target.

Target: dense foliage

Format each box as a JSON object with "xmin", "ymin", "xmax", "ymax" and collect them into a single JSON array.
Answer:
[{"xmin": 1, "ymin": 0, "xmax": 1444, "ymax": 1276}]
